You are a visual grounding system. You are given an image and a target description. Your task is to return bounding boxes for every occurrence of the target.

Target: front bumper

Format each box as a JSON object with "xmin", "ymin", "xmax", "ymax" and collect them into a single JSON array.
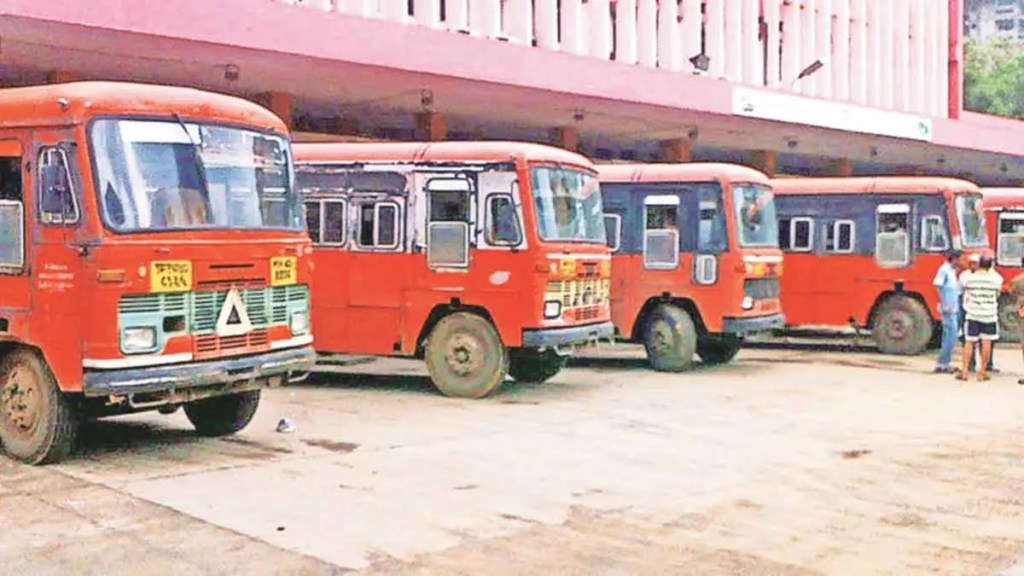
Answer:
[
  {"xmin": 82, "ymin": 346, "xmax": 316, "ymax": 397},
  {"xmin": 522, "ymin": 321, "xmax": 615, "ymax": 348},
  {"xmin": 721, "ymin": 313, "xmax": 785, "ymax": 337}
]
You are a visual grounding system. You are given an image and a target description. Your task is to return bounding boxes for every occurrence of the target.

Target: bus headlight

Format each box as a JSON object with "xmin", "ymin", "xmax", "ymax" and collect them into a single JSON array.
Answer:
[
  {"xmin": 543, "ymin": 300, "xmax": 562, "ymax": 319},
  {"xmin": 741, "ymin": 296, "xmax": 755, "ymax": 311},
  {"xmin": 290, "ymin": 311, "xmax": 309, "ymax": 335},
  {"xmin": 122, "ymin": 327, "xmax": 157, "ymax": 353}
]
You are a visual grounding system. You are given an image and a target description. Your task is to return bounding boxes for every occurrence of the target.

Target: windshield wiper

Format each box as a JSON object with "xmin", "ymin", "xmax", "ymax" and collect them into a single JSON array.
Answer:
[{"xmin": 172, "ymin": 113, "xmax": 211, "ymax": 201}]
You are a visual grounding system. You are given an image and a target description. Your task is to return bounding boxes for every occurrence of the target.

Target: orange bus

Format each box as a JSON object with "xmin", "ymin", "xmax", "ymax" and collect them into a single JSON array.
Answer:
[
  {"xmin": 294, "ymin": 142, "xmax": 614, "ymax": 398},
  {"xmin": 981, "ymin": 188, "xmax": 1024, "ymax": 341},
  {"xmin": 597, "ymin": 163, "xmax": 784, "ymax": 371},
  {"xmin": 772, "ymin": 177, "xmax": 988, "ymax": 355},
  {"xmin": 0, "ymin": 82, "xmax": 315, "ymax": 464}
]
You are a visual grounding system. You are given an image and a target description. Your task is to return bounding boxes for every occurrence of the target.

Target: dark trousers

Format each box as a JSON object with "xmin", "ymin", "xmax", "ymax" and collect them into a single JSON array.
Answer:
[{"xmin": 960, "ymin": 299, "xmax": 995, "ymax": 371}]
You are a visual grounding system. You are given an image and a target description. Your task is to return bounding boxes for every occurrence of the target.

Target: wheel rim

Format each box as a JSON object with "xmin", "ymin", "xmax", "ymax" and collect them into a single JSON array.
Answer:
[
  {"xmin": 883, "ymin": 310, "xmax": 913, "ymax": 341},
  {"xmin": 649, "ymin": 319, "xmax": 674, "ymax": 354},
  {"xmin": 1, "ymin": 365, "xmax": 41, "ymax": 438},
  {"xmin": 444, "ymin": 332, "xmax": 485, "ymax": 378}
]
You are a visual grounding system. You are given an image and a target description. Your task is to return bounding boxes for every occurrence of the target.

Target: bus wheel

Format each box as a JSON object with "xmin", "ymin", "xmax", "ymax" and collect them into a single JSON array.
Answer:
[
  {"xmin": 184, "ymin": 390, "xmax": 261, "ymax": 437},
  {"xmin": 508, "ymin": 349, "xmax": 568, "ymax": 384},
  {"xmin": 872, "ymin": 295, "xmax": 933, "ymax": 355},
  {"xmin": 0, "ymin": 349, "xmax": 78, "ymax": 465},
  {"xmin": 425, "ymin": 312, "xmax": 507, "ymax": 398},
  {"xmin": 998, "ymin": 293, "xmax": 1020, "ymax": 344},
  {"xmin": 643, "ymin": 304, "xmax": 698, "ymax": 372},
  {"xmin": 697, "ymin": 335, "xmax": 743, "ymax": 366}
]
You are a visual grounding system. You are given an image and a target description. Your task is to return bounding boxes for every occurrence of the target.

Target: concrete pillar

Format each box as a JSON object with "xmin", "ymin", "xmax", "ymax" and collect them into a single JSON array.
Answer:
[
  {"xmin": 747, "ymin": 150, "xmax": 777, "ymax": 177},
  {"xmin": 46, "ymin": 70, "xmax": 83, "ymax": 84},
  {"xmin": 415, "ymin": 111, "xmax": 447, "ymax": 141},
  {"xmin": 550, "ymin": 126, "xmax": 580, "ymax": 152},
  {"xmin": 658, "ymin": 138, "xmax": 692, "ymax": 163},
  {"xmin": 255, "ymin": 92, "xmax": 294, "ymax": 131},
  {"xmin": 826, "ymin": 158, "xmax": 854, "ymax": 177}
]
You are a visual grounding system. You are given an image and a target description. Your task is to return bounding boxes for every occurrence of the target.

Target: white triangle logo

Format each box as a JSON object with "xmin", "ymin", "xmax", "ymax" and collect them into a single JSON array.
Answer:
[{"xmin": 215, "ymin": 288, "xmax": 253, "ymax": 337}]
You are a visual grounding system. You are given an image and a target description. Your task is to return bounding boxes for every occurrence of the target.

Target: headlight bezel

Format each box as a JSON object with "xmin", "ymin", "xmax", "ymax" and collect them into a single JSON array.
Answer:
[
  {"xmin": 543, "ymin": 300, "xmax": 562, "ymax": 319},
  {"xmin": 121, "ymin": 326, "xmax": 158, "ymax": 354},
  {"xmin": 290, "ymin": 310, "xmax": 310, "ymax": 335}
]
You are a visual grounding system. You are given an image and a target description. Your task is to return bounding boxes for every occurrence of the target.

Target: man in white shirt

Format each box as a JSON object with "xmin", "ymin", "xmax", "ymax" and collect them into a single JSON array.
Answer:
[{"xmin": 958, "ymin": 254, "xmax": 1003, "ymax": 382}]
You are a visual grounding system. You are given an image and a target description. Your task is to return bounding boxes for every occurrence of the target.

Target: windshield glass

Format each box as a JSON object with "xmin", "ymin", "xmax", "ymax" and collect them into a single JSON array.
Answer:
[
  {"xmin": 733, "ymin": 184, "xmax": 779, "ymax": 248},
  {"xmin": 955, "ymin": 193, "xmax": 988, "ymax": 248},
  {"xmin": 529, "ymin": 166, "xmax": 606, "ymax": 243},
  {"xmin": 90, "ymin": 119, "xmax": 302, "ymax": 232}
]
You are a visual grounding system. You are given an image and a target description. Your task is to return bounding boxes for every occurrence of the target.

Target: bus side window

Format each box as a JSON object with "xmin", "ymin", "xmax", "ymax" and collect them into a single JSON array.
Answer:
[
  {"xmin": 876, "ymin": 206, "xmax": 911, "ymax": 267},
  {"xmin": 357, "ymin": 201, "xmax": 401, "ymax": 250},
  {"xmin": 304, "ymin": 201, "xmax": 321, "ymax": 243},
  {"xmin": 643, "ymin": 199, "xmax": 679, "ymax": 269},
  {"xmin": 825, "ymin": 220, "xmax": 855, "ymax": 253},
  {"xmin": 997, "ymin": 214, "xmax": 1024, "ymax": 267},
  {"xmin": 0, "ymin": 152, "xmax": 24, "ymax": 273},
  {"xmin": 321, "ymin": 200, "xmax": 347, "ymax": 245},
  {"xmin": 37, "ymin": 146, "xmax": 79, "ymax": 226},
  {"xmin": 919, "ymin": 215, "xmax": 949, "ymax": 252},
  {"xmin": 778, "ymin": 218, "xmax": 791, "ymax": 250},
  {"xmin": 787, "ymin": 217, "xmax": 814, "ymax": 252},
  {"xmin": 603, "ymin": 213, "xmax": 621, "ymax": 252}
]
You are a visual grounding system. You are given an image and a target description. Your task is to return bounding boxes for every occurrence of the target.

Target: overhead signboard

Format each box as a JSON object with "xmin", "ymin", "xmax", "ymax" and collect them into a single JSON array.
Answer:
[{"xmin": 732, "ymin": 87, "xmax": 934, "ymax": 142}]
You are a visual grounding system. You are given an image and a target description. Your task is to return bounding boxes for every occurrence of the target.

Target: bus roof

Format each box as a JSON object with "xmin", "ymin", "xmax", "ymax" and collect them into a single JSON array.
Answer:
[
  {"xmin": 293, "ymin": 141, "xmax": 595, "ymax": 170},
  {"xmin": 981, "ymin": 188, "xmax": 1024, "ymax": 209},
  {"xmin": 770, "ymin": 176, "xmax": 980, "ymax": 196},
  {"xmin": 596, "ymin": 162, "xmax": 770, "ymax": 185},
  {"xmin": 0, "ymin": 81, "xmax": 287, "ymax": 134}
]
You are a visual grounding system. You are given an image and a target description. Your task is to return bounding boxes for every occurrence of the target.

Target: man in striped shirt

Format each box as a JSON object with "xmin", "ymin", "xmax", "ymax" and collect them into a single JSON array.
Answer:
[{"xmin": 958, "ymin": 254, "xmax": 1004, "ymax": 382}]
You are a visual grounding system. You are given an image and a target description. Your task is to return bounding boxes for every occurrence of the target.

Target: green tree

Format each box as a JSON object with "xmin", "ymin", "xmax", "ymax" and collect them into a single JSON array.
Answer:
[{"xmin": 964, "ymin": 37, "xmax": 1024, "ymax": 120}]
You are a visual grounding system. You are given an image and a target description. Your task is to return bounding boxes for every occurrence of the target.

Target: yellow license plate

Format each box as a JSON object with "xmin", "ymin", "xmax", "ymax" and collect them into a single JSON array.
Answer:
[
  {"xmin": 150, "ymin": 260, "xmax": 192, "ymax": 293},
  {"xmin": 270, "ymin": 256, "xmax": 297, "ymax": 286}
]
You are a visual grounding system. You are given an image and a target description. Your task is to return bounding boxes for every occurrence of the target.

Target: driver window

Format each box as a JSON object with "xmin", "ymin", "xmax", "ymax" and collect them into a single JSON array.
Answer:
[
  {"xmin": 37, "ymin": 146, "xmax": 79, "ymax": 225},
  {"xmin": 0, "ymin": 149, "xmax": 24, "ymax": 272},
  {"xmin": 643, "ymin": 201, "xmax": 679, "ymax": 269},
  {"xmin": 486, "ymin": 195, "xmax": 522, "ymax": 246},
  {"xmin": 920, "ymin": 215, "xmax": 949, "ymax": 252},
  {"xmin": 876, "ymin": 206, "xmax": 911, "ymax": 267}
]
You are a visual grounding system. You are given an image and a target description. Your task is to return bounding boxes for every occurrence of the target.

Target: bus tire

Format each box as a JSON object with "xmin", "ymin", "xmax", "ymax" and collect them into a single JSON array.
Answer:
[
  {"xmin": 998, "ymin": 293, "xmax": 1020, "ymax": 344},
  {"xmin": 184, "ymin": 390, "xmax": 261, "ymax": 437},
  {"xmin": 425, "ymin": 312, "xmax": 507, "ymax": 398},
  {"xmin": 697, "ymin": 335, "xmax": 743, "ymax": 366},
  {"xmin": 872, "ymin": 295, "xmax": 933, "ymax": 356},
  {"xmin": 0, "ymin": 348, "xmax": 79, "ymax": 465},
  {"xmin": 643, "ymin": 304, "xmax": 698, "ymax": 372},
  {"xmin": 508, "ymin": 349, "xmax": 567, "ymax": 384}
]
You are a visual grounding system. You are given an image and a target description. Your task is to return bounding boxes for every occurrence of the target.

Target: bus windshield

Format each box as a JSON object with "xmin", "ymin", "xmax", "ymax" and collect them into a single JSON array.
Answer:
[
  {"xmin": 91, "ymin": 119, "xmax": 303, "ymax": 232},
  {"xmin": 955, "ymin": 193, "xmax": 988, "ymax": 248},
  {"xmin": 530, "ymin": 165, "xmax": 606, "ymax": 243},
  {"xmin": 733, "ymin": 184, "xmax": 779, "ymax": 248}
]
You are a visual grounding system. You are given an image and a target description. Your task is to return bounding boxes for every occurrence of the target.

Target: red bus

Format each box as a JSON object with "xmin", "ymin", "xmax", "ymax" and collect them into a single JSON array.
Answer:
[
  {"xmin": 980, "ymin": 187, "xmax": 1024, "ymax": 341},
  {"xmin": 0, "ymin": 82, "xmax": 315, "ymax": 464},
  {"xmin": 772, "ymin": 177, "xmax": 989, "ymax": 355},
  {"xmin": 597, "ymin": 163, "xmax": 784, "ymax": 371},
  {"xmin": 294, "ymin": 142, "xmax": 614, "ymax": 398}
]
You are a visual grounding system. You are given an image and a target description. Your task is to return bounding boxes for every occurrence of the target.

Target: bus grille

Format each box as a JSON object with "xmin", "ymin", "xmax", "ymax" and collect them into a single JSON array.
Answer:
[
  {"xmin": 743, "ymin": 278, "xmax": 780, "ymax": 300},
  {"xmin": 546, "ymin": 278, "xmax": 610, "ymax": 321}
]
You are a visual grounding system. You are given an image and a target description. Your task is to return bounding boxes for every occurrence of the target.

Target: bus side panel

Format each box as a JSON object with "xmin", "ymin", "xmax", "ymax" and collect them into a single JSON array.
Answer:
[
  {"xmin": 401, "ymin": 251, "xmax": 535, "ymax": 352},
  {"xmin": 309, "ymin": 248, "xmax": 354, "ymax": 355},
  {"xmin": 338, "ymin": 252, "xmax": 413, "ymax": 355}
]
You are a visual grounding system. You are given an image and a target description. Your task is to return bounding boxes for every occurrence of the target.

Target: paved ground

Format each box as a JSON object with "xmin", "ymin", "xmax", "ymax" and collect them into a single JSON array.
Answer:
[{"xmin": 4, "ymin": 341, "xmax": 1024, "ymax": 575}]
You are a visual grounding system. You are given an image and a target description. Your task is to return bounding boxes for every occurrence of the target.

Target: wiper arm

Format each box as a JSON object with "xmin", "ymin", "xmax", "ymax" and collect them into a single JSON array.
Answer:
[{"xmin": 172, "ymin": 113, "xmax": 211, "ymax": 203}]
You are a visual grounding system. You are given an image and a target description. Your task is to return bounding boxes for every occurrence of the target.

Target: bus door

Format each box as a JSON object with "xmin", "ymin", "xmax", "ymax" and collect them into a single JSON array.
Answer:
[
  {"xmin": 30, "ymin": 132, "xmax": 85, "ymax": 381},
  {"xmin": 474, "ymin": 169, "xmax": 523, "ymax": 287},
  {"xmin": 996, "ymin": 211, "xmax": 1024, "ymax": 269},
  {"xmin": 304, "ymin": 193, "xmax": 351, "ymax": 351},
  {"xmin": 0, "ymin": 138, "xmax": 29, "ymax": 333},
  {"xmin": 601, "ymin": 188, "xmax": 628, "ymax": 320},
  {"xmin": 346, "ymin": 189, "xmax": 407, "ymax": 354}
]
